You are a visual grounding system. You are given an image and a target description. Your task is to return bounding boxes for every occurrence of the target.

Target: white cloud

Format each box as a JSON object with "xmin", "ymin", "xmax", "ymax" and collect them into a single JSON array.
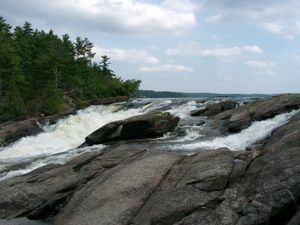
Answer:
[
  {"xmin": 242, "ymin": 46, "xmax": 264, "ymax": 54},
  {"xmin": 161, "ymin": 0, "xmax": 198, "ymax": 13},
  {"xmin": 201, "ymin": 46, "xmax": 263, "ymax": 57},
  {"xmin": 245, "ymin": 60, "xmax": 277, "ymax": 75},
  {"xmin": 261, "ymin": 22, "xmax": 283, "ymax": 34},
  {"xmin": 95, "ymin": 47, "xmax": 159, "ymax": 64},
  {"xmin": 205, "ymin": 0, "xmax": 300, "ymax": 39},
  {"xmin": 166, "ymin": 43, "xmax": 263, "ymax": 58},
  {"xmin": 206, "ymin": 14, "xmax": 224, "ymax": 24},
  {"xmin": 139, "ymin": 64, "xmax": 193, "ymax": 73},
  {"xmin": 0, "ymin": 0, "xmax": 197, "ymax": 34},
  {"xmin": 245, "ymin": 61, "xmax": 276, "ymax": 68}
]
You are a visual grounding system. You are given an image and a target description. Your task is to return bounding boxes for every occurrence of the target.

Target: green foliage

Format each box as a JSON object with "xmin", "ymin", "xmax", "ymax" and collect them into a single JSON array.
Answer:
[
  {"xmin": 41, "ymin": 81, "xmax": 66, "ymax": 115},
  {"xmin": 1, "ymin": 78, "xmax": 26, "ymax": 121},
  {"xmin": 0, "ymin": 17, "xmax": 141, "ymax": 121}
]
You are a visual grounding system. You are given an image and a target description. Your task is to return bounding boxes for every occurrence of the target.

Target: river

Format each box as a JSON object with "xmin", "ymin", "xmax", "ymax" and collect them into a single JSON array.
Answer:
[{"xmin": 0, "ymin": 98, "xmax": 297, "ymax": 181}]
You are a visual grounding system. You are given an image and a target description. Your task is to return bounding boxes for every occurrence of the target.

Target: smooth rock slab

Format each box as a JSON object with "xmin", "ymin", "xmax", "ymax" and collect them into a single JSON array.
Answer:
[
  {"xmin": 0, "ymin": 147, "xmax": 144, "ymax": 220},
  {"xmin": 53, "ymin": 152, "xmax": 183, "ymax": 225},
  {"xmin": 131, "ymin": 148, "xmax": 234, "ymax": 225}
]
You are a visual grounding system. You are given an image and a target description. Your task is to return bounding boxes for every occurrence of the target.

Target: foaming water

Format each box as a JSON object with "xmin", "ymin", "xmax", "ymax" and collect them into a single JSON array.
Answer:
[
  {"xmin": 166, "ymin": 101, "xmax": 199, "ymax": 118},
  {"xmin": 0, "ymin": 145, "xmax": 104, "ymax": 181},
  {"xmin": 0, "ymin": 104, "xmax": 142, "ymax": 162},
  {"xmin": 175, "ymin": 109, "xmax": 299, "ymax": 151},
  {"xmin": 164, "ymin": 125, "xmax": 204, "ymax": 142},
  {"xmin": 139, "ymin": 99, "xmax": 172, "ymax": 113},
  {"xmin": 0, "ymin": 98, "xmax": 186, "ymax": 180},
  {"xmin": 0, "ymin": 98, "xmax": 297, "ymax": 181}
]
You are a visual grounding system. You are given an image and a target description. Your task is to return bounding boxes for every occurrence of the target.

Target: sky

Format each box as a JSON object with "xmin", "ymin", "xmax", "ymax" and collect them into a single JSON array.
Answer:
[{"xmin": 0, "ymin": 0, "xmax": 299, "ymax": 94}]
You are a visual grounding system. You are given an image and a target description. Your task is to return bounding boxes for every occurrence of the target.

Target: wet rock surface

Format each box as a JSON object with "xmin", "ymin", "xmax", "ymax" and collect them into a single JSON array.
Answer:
[
  {"xmin": 0, "ymin": 110, "xmax": 76, "ymax": 147},
  {"xmin": 191, "ymin": 100, "xmax": 238, "ymax": 117},
  {"xmin": 0, "ymin": 109, "xmax": 300, "ymax": 225},
  {"xmin": 85, "ymin": 111, "xmax": 180, "ymax": 145},
  {"xmin": 209, "ymin": 94, "xmax": 300, "ymax": 133},
  {"xmin": 0, "ymin": 119, "xmax": 43, "ymax": 146}
]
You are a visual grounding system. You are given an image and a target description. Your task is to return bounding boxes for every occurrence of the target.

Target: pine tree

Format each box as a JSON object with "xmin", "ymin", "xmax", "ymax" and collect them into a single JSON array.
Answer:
[
  {"xmin": 2, "ymin": 77, "xmax": 26, "ymax": 120},
  {"xmin": 0, "ymin": 18, "xmax": 141, "ymax": 121},
  {"xmin": 41, "ymin": 81, "xmax": 65, "ymax": 115}
]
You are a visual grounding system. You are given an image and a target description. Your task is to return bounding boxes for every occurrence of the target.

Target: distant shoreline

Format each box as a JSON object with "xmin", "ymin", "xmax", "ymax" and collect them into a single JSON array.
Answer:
[{"xmin": 136, "ymin": 89, "xmax": 270, "ymax": 98}]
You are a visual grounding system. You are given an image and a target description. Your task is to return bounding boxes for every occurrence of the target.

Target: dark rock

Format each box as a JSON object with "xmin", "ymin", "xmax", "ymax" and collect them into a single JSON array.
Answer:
[
  {"xmin": 37, "ymin": 109, "xmax": 76, "ymax": 126},
  {"xmin": 191, "ymin": 100, "xmax": 238, "ymax": 117},
  {"xmin": 195, "ymin": 99, "xmax": 207, "ymax": 104},
  {"xmin": 190, "ymin": 107, "xmax": 206, "ymax": 116},
  {"xmin": 0, "ymin": 119, "xmax": 43, "ymax": 146},
  {"xmin": 211, "ymin": 94, "xmax": 300, "ymax": 133},
  {"xmin": 178, "ymin": 111, "xmax": 300, "ymax": 225},
  {"xmin": 287, "ymin": 211, "xmax": 300, "ymax": 225},
  {"xmin": 85, "ymin": 111, "xmax": 180, "ymax": 145},
  {"xmin": 131, "ymin": 148, "xmax": 234, "ymax": 225},
  {"xmin": 197, "ymin": 120, "xmax": 206, "ymax": 125},
  {"xmin": 53, "ymin": 151, "xmax": 182, "ymax": 225},
  {"xmin": 0, "ymin": 218, "xmax": 47, "ymax": 225},
  {"xmin": 0, "ymin": 147, "xmax": 145, "ymax": 220},
  {"xmin": 0, "ymin": 109, "xmax": 76, "ymax": 146}
]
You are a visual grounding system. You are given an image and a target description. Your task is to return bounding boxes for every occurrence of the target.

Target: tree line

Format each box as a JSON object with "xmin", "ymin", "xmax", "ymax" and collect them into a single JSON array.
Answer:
[
  {"xmin": 136, "ymin": 90, "xmax": 268, "ymax": 98},
  {"xmin": 0, "ymin": 17, "xmax": 140, "ymax": 121}
]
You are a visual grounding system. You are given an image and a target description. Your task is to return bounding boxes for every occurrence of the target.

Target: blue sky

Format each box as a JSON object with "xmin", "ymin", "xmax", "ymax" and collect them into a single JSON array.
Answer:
[{"xmin": 0, "ymin": 0, "xmax": 299, "ymax": 93}]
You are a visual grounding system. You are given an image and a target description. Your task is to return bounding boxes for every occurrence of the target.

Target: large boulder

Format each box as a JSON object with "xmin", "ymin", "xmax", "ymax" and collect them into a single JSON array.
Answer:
[
  {"xmin": 191, "ymin": 100, "xmax": 238, "ymax": 117},
  {"xmin": 85, "ymin": 111, "xmax": 180, "ymax": 145}
]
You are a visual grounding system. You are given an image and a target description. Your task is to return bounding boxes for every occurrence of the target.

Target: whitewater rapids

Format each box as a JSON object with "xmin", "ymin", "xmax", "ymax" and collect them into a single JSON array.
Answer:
[{"xmin": 0, "ymin": 98, "xmax": 297, "ymax": 180}]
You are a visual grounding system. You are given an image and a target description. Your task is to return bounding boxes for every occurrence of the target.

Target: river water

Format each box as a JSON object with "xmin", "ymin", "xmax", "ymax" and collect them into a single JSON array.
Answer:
[{"xmin": 0, "ymin": 98, "xmax": 298, "ymax": 181}]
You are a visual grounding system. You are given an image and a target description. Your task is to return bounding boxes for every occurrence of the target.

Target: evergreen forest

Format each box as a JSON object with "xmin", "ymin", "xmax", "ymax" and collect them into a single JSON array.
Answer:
[{"xmin": 0, "ymin": 17, "xmax": 141, "ymax": 121}]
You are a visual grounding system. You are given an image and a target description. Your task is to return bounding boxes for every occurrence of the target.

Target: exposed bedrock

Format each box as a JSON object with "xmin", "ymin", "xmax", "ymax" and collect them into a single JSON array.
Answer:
[
  {"xmin": 0, "ymin": 111, "xmax": 299, "ymax": 224},
  {"xmin": 85, "ymin": 111, "xmax": 180, "ymax": 145},
  {"xmin": 207, "ymin": 94, "xmax": 300, "ymax": 133},
  {"xmin": 190, "ymin": 100, "xmax": 238, "ymax": 117}
]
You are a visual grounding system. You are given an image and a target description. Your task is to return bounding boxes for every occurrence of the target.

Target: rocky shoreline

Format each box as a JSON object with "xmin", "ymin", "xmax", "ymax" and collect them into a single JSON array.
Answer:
[
  {"xmin": 0, "ymin": 96, "xmax": 129, "ymax": 147},
  {"xmin": 0, "ymin": 94, "xmax": 300, "ymax": 225}
]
